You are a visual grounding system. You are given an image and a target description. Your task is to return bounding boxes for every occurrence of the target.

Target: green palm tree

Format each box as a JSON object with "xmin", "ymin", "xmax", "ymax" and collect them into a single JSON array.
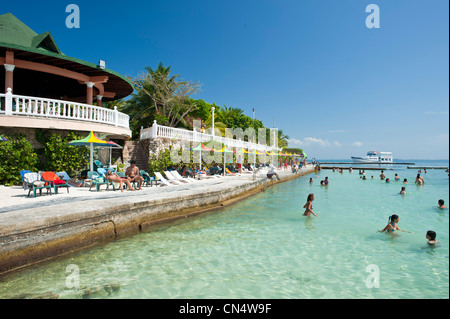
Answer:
[{"xmin": 277, "ymin": 129, "xmax": 289, "ymax": 148}]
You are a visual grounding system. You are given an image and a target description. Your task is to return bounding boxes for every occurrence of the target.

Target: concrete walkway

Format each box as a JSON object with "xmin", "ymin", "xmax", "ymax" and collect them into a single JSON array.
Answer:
[{"xmin": 0, "ymin": 165, "xmax": 315, "ymax": 275}]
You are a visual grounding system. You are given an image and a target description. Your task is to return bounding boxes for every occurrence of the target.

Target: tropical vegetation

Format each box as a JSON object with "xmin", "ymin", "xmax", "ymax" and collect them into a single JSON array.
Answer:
[{"xmin": 103, "ymin": 62, "xmax": 290, "ymax": 149}]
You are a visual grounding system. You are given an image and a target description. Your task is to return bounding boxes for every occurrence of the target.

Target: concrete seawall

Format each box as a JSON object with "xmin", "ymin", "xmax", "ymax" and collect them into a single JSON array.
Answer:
[{"xmin": 0, "ymin": 166, "xmax": 315, "ymax": 276}]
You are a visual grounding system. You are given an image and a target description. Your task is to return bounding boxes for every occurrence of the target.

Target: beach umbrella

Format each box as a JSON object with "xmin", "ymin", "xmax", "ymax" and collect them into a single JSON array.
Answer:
[
  {"xmin": 191, "ymin": 142, "xmax": 214, "ymax": 171},
  {"xmin": 236, "ymin": 147, "xmax": 248, "ymax": 154},
  {"xmin": 68, "ymin": 131, "xmax": 121, "ymax": 172},
  {"xmin": 218, "ymin": 146, "xmax": 233, "ymax": 176},
  {"xmin": 201, "ymin": 142, "xmax": 214, "ymax": 151}
]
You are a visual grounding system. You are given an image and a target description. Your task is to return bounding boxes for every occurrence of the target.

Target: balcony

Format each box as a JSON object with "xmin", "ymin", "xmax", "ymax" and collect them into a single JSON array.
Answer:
[{"xmin": 0, "ymin": 89, "xmax": 131, "ymax": 138}]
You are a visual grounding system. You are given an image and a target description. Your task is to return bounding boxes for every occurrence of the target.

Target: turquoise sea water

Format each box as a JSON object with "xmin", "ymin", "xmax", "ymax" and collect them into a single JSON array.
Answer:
[{"xmin": 0, "ymin": 160, "xmax": 448, "ymax": 299}]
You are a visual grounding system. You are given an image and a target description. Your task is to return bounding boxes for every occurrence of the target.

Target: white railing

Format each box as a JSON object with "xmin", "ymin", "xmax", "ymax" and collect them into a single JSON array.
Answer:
[
  {"xmin": 140, "ymin": 120, "xmax": 280, "ymax": 152},
  {"xmin": 0, "ymin": 88, "xmax": 129, "ymax": 129}
]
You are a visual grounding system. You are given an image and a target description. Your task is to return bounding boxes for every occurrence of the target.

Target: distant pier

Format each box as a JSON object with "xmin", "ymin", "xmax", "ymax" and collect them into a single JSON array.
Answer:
[
  {"xmin": 407, "ymin": 166, "xmax": 449, "ymax": 170},
  {"xmin": 320, "ymin": 166, "xmax": 390, "ymax": 171},
  {"xmin": 318, "ymin": 162, "xmax": 415, "ymax": 165}
]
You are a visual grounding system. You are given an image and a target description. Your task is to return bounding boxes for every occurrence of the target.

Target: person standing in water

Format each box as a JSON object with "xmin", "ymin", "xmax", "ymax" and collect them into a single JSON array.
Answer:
[
  {"xmin": 426, "ymin": 231, "xmax": 439, "ymax": 246},
  {"xmin": 303, "ymin": 193, "xmax": 318, "ymax": 217},
  {"xmin": 380, "ymin": 214, "xmax": 412, "ymax": 234}
]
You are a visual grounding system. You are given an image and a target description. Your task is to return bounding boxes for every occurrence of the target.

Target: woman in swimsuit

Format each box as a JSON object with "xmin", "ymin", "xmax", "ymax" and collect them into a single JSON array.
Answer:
[
  {"xmin": 380, "ymin": 214, "xmax": 412, "ymax": 234},
  {"xmin": 303, "ymin": 193, "xmax": 318, "ymax": 217},
  {"xmin": 106, "ymin": 170, "xmax": 136, "ymax": 192}
]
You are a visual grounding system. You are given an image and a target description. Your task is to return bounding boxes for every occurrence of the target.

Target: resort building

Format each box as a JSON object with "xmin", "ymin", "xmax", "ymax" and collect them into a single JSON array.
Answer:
[{"xmin": 0, "ymin": 13, "xmax": 133, "ymax": 149}]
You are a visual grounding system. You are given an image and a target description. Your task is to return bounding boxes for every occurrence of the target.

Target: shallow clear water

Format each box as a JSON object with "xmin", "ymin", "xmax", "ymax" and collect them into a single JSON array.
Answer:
[{"xmin": 0, "ymin": 160, "xmax": 448, "ymax": 299}]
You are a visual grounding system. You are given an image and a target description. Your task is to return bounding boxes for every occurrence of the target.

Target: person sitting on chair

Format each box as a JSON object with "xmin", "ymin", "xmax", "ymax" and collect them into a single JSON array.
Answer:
[
  {"xmin": 106, "ymin": 170, "xmax": 136, "ymax": 192},
  {"xmin": 266, "ymin": 165, "xmax": 280, "ymax": 181},
  {"xmin": 125, "ymin": 160, "xmax": 143, "ymax": 190}
]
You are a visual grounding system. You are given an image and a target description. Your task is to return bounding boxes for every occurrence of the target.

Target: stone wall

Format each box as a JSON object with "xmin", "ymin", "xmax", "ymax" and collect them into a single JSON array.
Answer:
[{"xmin": 121, "ymin": 138, "xmax": 186, "ymax": 172}]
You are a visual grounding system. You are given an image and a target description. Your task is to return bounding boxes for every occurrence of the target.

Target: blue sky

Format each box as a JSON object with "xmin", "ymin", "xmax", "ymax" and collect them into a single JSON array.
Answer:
[{"xmin": 3, "ymin": 0, "xmax": 449, "ymax": 159}]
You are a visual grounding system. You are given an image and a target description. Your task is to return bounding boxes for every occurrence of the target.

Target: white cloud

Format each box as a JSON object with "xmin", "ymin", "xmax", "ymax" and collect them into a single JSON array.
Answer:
[
  {"xmin": 288, "ymin": 138, "xmax": 304, "ymax": 147},
  {"xmin": 304, "ymin": 137, "xmax": 329, "ymax": 146},
  {"xmin": 353, "ymin": 141, "xmax": 363, "ymax": 147}
]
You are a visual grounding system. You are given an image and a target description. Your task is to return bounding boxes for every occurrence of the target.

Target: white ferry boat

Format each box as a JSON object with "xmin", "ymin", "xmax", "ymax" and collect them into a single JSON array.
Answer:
[{"xmin": 351, "ymin": 151, "xmax": 393, "ymax": 163}]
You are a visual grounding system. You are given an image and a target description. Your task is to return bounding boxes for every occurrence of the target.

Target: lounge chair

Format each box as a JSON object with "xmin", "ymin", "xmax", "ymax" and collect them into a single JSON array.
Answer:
[
  {"xmin": 171, "ymin": 170, "xmax": 196, "ymax": 183},
  {"xmin": 97, "ymin": 168, "xmax": 119, "ymax": 191},
  {"xmin": 139, "ymin": 170, "xmax": 151, "ymax": 187},
  {"xmin": 41, "ymin": 171, "xmax": 70, "ymax": 194},
  {"xmin": 164, "ymin": 171, "xmax": 190, "ymax": 184},
  {"xmin": 88, "ymin": 171, "xmax": 111, "ymax": 191},
  {"xmin": 23, "ymin": 172, "xmax": 52, "ymax": 197},
  {"xmin": 20, "ymin": 170, "xmax": 32, "ymax": 190},
  {"xmin": 94, "ymin": 160, "xmax": 115, "ymax": 172},
  {"xmin": 112, "ymin": 171, "xmax": 130, "ymax": 189},
  {"xmin": 225, "ymin": 168, "xmax": 242, "ymax": 176},
  {"xmin": 154, "ymin": 172, "xmax": 180, "ymax": 186}
]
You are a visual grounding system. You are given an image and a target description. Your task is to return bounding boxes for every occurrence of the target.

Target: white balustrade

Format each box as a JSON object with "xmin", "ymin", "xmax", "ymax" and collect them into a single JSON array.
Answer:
[
  {"xmin": 0, "ymin": 91, "xmax": 129, "ymax": 129},
  {"xmin": 140, "ymin": 121, "xmax": 279, "ymax": 152}
]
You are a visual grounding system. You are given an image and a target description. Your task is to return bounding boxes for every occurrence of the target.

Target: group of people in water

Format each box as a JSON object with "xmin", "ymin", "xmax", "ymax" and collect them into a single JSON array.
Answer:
[{"xmin": 302, "ymin": 167, "xmax": 447, "ymax": 247}]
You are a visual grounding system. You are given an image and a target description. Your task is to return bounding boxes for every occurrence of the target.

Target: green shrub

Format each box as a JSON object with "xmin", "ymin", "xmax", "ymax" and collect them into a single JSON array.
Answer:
[
  {"xmin": 38, "ymin": 131, "xmax": 89, "ymax": 177},
  {"xmin": 0, "ymin": 134, "xmax": 39, "ymax": 186},
  {"xmin": 147, "ymin": 149, "xmax": 176, "ymax": 176}
]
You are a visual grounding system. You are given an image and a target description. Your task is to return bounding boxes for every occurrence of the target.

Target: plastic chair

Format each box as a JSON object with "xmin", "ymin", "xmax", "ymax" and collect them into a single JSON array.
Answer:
[
  {"xmin": 88, "ymin": 171, "xmax": 110, "ymax": 191},
  {"xmin": 23, "ymin": 172, "xmax": 52, "ymax": 197},
  {"xmin": 41, "ymin": 171, "xmax": 70, "ymax": 194},
  {"xmin": 20, "ymin": 170, "xmax": 32, "ymax": 189},
  {"xmin": 140, "ymin": 170, "xmax": 152, "ymax": 187}
]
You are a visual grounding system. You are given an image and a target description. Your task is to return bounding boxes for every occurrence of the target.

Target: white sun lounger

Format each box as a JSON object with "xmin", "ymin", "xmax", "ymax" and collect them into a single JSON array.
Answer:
[
  {"xmin": 154, "ymin": 172, "xmax": 180, "ymax": 186},
  {"xmin": 164, "ymin": 171, "xmax": 190, "ymax": 184},
  {"xmin": 170, "ymin": 170, "xmax": 196, "ymax": 183}
]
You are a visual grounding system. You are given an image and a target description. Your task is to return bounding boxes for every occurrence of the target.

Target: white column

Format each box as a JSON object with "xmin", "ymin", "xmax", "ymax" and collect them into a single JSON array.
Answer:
[
  {"xmin": 114, "ymin": 106, "xmax": 119, "ymax": 126},
  {"xmin": 5, "ymin": 87, "xmax": 12, "ymax": 115},
  {"xmin": 152, "ymin": 120, "xmax": 158, "ymax": 138}
]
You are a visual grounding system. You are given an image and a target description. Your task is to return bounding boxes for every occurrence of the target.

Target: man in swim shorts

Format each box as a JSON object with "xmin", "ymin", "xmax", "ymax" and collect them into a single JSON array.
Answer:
[{"xmin": 125, "ymin": 160, "xmax": 143, "ymax": 190}]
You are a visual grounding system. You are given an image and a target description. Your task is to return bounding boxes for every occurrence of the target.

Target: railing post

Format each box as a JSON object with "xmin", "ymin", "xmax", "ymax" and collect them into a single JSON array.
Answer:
[
  {"xmin": 152, "ymin": 120, "xmax": 158, "ymax": 138},
  {"xmin": 5, "ymin": 88, "xmax": 12, "ymax": 115},
  {"xmin": 114, "ymin": 106, "xmax": 119, "ymax": 126}
]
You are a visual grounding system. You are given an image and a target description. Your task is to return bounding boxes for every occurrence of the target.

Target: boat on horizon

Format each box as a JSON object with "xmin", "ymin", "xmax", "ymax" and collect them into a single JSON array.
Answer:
[{"xmin": 351, "ymin": 151, "xmax": 393, "ymax": 164}]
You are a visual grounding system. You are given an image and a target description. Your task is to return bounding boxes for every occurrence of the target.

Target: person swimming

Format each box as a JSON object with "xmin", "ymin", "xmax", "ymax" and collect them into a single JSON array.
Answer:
[
  {"xmin": 380, "ymin": 214, "xmax": 412, "ymax": 234},
  {"xmin": 438, "ymin": 199, "xmax": 447, "ymax": 209},
  {"xmin": 303, "ymin": 193, "xmax": 318, "ymax": 217},
  {"xmin": 426, "ymin": 230, "xmax": 439, "ymax": 246},
  {"xmin": 400, "ymin": 187, "xmax": 406, "ymax": 195}
]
